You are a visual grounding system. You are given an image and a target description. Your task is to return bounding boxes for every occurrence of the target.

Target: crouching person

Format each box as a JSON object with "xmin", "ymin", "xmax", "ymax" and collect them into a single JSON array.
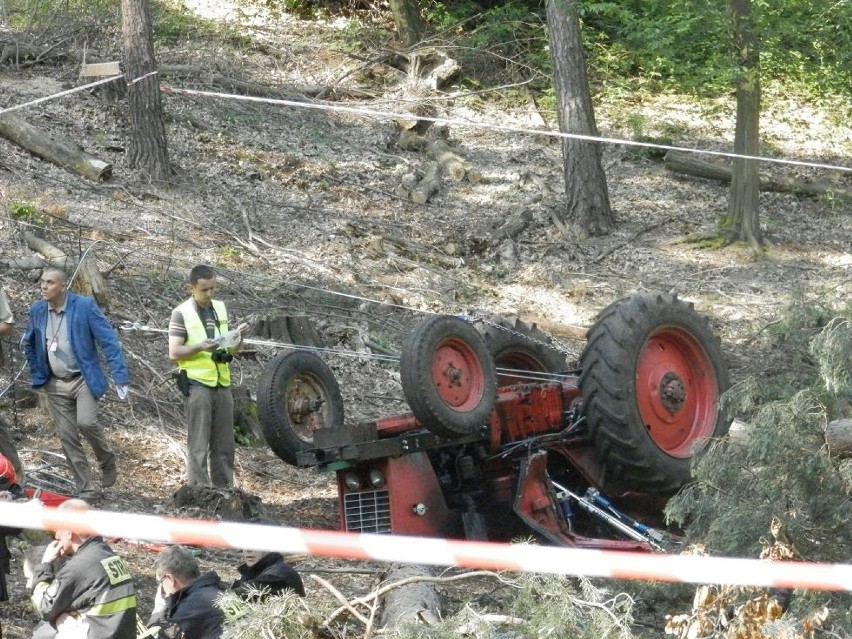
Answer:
[
  {"xmin": 144, "ymin": 545, "xmax": 246, "ymax": 639},
  {"xmin": 28, "ymin": 499, "xmax": 137, "ymax": 639},
  {"xmin": 232, "ymin": 547, "xmax": 305, "ymax": 601}
]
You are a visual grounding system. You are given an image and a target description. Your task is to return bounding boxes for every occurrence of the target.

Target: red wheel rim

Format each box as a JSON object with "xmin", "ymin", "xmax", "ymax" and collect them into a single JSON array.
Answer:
[
  {"xmin": 431, "ymin": 337, "xmax": 486, "ymax": 412},
  {"xmin": 635, "ymin": 327, "xmax": 720, "ymax": 457}
]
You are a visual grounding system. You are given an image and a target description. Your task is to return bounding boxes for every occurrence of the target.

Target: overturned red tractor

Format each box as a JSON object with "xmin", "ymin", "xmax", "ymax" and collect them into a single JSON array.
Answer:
[{"xmin": 257, "ymin": 293, "xmax": 730, "ymax": 551}]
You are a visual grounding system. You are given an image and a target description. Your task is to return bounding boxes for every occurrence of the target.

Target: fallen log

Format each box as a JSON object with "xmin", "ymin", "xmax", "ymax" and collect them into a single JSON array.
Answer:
[
  {"xmin": 23, "ymin": 233, "xmax": 110, "ymax": 308},
  {"xmin": 410, "ymin": 162, "xmax": 441, "ymax": 204},
  {"xmin": 466, "ymin": 209, "xmax": 533, "ymax": 255},
  {"xmin": 0, "ymin": 113, "xmax": 112, "ymax": 181},
  {"xmin": 379, "ymin": 564, "xmax": 442, "ymax": 628},
  {"xmin": 664, "ymin": 151, "xmax": 852, "ymax": 199},
  {"xmin": 0, "ymin": 256, "xmax": 71, "ymax": 271},
  {"xmin": 426, "ymin": 138, "xmax": 467, "ymax": 181}
]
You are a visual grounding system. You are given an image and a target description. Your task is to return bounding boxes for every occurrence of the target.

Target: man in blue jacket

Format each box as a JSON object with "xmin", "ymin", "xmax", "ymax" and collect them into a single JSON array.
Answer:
[{"xmin": 23, "ymin": 267, "xmax": 130, "ymax": 503}]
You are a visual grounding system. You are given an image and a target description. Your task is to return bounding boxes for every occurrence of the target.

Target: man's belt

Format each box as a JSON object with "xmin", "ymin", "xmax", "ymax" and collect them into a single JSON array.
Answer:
[{"xmin": 53, "ymin": 372, "xmax": 81, "ymax": 382}]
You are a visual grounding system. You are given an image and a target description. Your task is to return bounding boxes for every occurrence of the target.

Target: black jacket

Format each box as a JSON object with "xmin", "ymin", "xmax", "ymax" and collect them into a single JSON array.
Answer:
[
  {"xmin": 29, "ymin": 536, "xmax": 137, "ymax": 639},
  {"xmin": 148, "ymin": 571, "xmax": 245, "ymax": 639},
  {"xmin": 232, "ymin": 552, "xmax": 305, "ymax": 599}
]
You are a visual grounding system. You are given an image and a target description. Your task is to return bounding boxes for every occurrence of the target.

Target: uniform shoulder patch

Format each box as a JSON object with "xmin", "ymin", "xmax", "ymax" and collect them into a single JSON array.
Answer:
[
  {"xmin": 100, "ymin": 556, "xmax": 132, "ymax": 585},
  {"xmin": 220, "ymin": 598, "xmax": 248, "ymax": 622}
]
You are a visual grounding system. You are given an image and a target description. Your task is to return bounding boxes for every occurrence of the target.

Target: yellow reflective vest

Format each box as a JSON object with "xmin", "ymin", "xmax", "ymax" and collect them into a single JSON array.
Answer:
[{"xmin": 176, "ymin": 298, "xmax": 231, "ymax": 387}]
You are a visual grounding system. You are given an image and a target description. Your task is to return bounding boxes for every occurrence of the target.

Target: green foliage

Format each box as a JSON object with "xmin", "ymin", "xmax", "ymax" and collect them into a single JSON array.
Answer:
[
  {"xmin": 220, "ymin": 590, "xmax": 317, "ymax": 638},
  {"xmin": 665, "ymin": 298, "xmax": 852, "ymax": 632},
  {"xmin": 579, "ymin": 0, "xmax": 852, "ymax": 98},
  {"xmin": 666, "ymin": 298, "xmax": 852, "ymax": 568},
  {"xmin": 420, "ymin": 0, "xmax": 552, "ymax": 88},
  {"xmin": 810, "ymin": 318, "xmax": 852, "ymax": 399},
  {"xmin": 391, "ymin": 573, "xmax": 638, "ymax": 639},
  {"xmin": 9, "ymin": 201, "xmax": 42, "ymax": 224},
  {"xmin": 2, "ymin": 0, "xmax": 117, "ymax": 31}
]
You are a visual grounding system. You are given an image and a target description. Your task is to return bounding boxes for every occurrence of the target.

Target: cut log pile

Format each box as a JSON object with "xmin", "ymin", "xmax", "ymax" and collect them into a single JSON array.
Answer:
[{"xmin": 394, "ymin": 126, "xmax": 481, "ymax": 205}]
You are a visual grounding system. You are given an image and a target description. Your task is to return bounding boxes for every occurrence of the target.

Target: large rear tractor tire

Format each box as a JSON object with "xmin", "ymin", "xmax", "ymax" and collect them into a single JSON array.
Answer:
[
  {"xmin": 474, "ymin": 314, "xmax": 568, "ymax": 385},
  {"xmin": 257, "ymin": 351, "xmax": 344, "ymax": 465},
  {"xmin": 579, "ymin": 293, "xmax": 729, "ymax": 495},
  {"xmin": 401, "ymin": 315, "xmax": 497, "ymax": 438}
]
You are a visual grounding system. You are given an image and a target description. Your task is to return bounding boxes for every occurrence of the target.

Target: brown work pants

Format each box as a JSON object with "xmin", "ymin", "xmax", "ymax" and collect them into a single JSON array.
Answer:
[
  {"xmin": 43, "ymin": 376, "xmax": 114, "ymax": 498},
  {"xmin": 185, "ymin": 384, "xmax": 235, "ymax": 488}
]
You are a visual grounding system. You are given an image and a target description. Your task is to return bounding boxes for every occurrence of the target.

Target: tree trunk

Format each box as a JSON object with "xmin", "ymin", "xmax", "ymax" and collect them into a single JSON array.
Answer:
[
  {"xmin": 545, "ymin": 0, "xmax": 614, "ymax": 237},
  {"xmin": 390, "ymin": 0, "xmax": 424, "ymax": 47},
  {"xmin": 0, "ymin": 113, "xmax": 112, "ymax": 181},
  {"xmin": 121, "ymin": 0, "xmax": 170, "ymax": 181},
  {"xmin": 726, "ymin": 0, "xmax": 761, "ymax": 249}
]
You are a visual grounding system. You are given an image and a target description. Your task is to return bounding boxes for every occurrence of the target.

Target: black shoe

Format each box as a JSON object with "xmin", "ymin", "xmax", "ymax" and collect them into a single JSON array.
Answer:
[{"xmin": 101, "ymin": 461, "xmax": 117, "ymax": 488}]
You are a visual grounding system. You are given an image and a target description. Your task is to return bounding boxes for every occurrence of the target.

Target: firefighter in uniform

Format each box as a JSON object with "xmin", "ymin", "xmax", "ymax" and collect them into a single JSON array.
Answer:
[
  {"xmin": 168, "ymin": 265, "xmax": 248, "ymax": 487},
  {"xmin": 29, "ymin": 499, "xmax": 137, "ymax": 639}
]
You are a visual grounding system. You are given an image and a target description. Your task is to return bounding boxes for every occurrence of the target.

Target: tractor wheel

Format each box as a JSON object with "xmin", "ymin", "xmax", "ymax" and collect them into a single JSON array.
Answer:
[
  {"xmin": 401, "ymin": 315, "xmax": 497, "ymax": 438},
  {"xmin": 474, "ymin": 314, "xmax": 568, "ymax": 385},
  {"xmin": 579, "ymin": 292, "xmax": 729, "ymax": 495},
  {"xmin": 257, "ymin": 350, "xmax": 344, "ymax": 465}
]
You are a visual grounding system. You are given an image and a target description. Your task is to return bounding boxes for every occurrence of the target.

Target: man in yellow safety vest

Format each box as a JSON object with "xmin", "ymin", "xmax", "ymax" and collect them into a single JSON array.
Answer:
[{"xmin": 168, "ymin": 265, "xmax": 248, "ymax": 488}]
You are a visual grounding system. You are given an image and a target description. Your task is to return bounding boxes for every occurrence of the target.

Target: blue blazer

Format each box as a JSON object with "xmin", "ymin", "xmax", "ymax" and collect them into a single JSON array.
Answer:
[{"xmin": 24, "ymin": 292, "xmax": 130, "ymax": 399}]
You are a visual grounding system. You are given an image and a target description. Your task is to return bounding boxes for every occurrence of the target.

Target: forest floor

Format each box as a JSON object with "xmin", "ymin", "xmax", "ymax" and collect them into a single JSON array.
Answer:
[{"xmin": 0, "ymin": 0, "xmax": 850, "ymax": 636}]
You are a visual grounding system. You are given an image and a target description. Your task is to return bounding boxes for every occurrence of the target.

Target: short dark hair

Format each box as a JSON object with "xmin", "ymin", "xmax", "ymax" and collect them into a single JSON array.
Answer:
[
  {"xmin": 154, "ymin": 545, "xmax": 201, "ymax": 583},
  {"xmin": 41, "ymin": 266, "xmax": 68, "ymax": 283},
  {"xmin": 189, "ymin": 265, "xmax": 216, "ymax": 285}
]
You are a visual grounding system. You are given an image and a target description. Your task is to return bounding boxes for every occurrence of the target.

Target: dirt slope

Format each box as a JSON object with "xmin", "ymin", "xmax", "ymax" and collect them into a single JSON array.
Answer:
[{"xmin": 0, "ymin": 3, "xmax": 850, "ymax": 636}]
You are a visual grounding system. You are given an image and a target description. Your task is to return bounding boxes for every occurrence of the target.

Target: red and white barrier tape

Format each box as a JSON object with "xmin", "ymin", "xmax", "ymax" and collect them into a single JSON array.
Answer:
[{"xmin": 2, "ymin": 502, "xmax": 850, "ymax": 591}]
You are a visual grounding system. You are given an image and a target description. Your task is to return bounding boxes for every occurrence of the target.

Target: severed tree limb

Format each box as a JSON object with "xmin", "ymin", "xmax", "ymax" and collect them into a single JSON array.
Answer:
[
  {"xmin": 23, "ymin": 232, "xmax": 110, "ymax": 307},
  {"xmin": 323, "ymin": 570, "xmax": 512, "ymax": 627},
  {"xmin": 0, "ymin": 113, "xmax": 112, "ymax": 181},
  {"xmin": 311, "ymin": 574, "xmax": 371, "ymax": 627},
  {"xmin": 379, "ymin": 564, "xmax": 442, "ymax": 630},
  {"xmin": 665, "ymin": 151, "xmax": 852, "ymax": 200},
  {"xmin": 0, "ymin": 256, "xmax": 68, "ymax": 270},
  {"xmin": 827, "ymin": 419, "xmax": 852, "ymax": 457},
  {"xmin": 410, "ymin": 162, "xmax": 441, "ymax": 204},
  {"xmin": 426, "ymin": 138, "xmax": 467, "ymax": 181}
]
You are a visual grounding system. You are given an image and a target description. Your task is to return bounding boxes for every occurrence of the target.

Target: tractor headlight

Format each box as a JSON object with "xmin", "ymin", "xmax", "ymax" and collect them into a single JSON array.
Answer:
[
  {"xmin": 368, "ymin": 469, "xmax": 386, "ymax": 488},
  {"xmin": 343, "ymin": 473, "xmax": 361, "ymax": 491}
]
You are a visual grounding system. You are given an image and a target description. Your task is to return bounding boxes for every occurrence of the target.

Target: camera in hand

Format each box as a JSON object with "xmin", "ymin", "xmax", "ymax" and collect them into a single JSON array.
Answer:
[{"xmin": 211, "ymin": 348, "xmax": 234, "ymax": 364}]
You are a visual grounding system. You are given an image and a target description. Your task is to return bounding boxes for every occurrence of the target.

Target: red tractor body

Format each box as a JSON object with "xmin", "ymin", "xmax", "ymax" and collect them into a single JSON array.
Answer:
[{"xmin": 259, "ymin": 293, "xmax": 730, "ymax": 552}]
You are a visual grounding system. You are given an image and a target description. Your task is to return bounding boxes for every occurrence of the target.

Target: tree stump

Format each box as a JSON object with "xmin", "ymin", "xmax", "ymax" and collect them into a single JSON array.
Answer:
[{"xmin": 232, "ymin": 385, "xmax": 262, "ymax": 442}]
